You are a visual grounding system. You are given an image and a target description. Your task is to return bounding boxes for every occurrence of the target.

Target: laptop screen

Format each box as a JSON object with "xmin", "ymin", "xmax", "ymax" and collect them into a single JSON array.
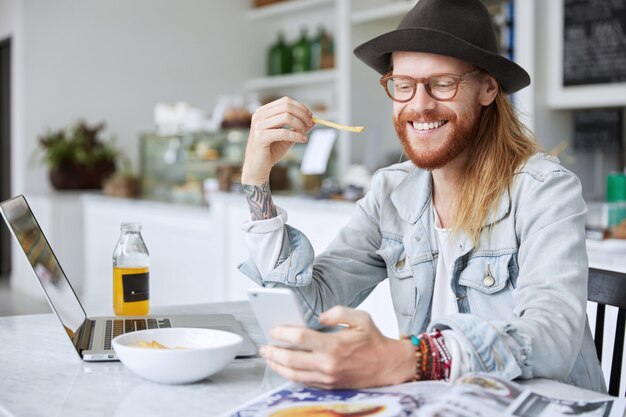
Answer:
[{"xmin": 0, "ymin": 196, "xmax": 87, "ymax": 341}]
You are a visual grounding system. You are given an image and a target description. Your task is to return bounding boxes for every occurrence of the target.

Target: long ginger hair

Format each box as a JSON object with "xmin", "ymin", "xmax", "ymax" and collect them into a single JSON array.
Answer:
[{"xmin": 451, "ymin": 90, "xmax": 540, "ymax": 245}]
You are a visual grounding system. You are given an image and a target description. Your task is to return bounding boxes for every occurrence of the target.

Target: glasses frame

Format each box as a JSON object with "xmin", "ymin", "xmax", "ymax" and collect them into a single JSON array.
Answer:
[{"xmin": 379, "ymin": 69, "xmax": 482, "ymax": 103}]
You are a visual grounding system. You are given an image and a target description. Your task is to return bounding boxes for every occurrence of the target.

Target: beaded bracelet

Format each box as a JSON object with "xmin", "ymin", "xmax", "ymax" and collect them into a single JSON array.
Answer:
[
  {"xmin": 401, "ymin": 334, "xmax": 423, "ymax": 381},
  {"xmin": 401, "ymin": 329, "xmax": 452, "ymax": 382},
  {"xmin": 421, "ymin": 336, "xmax": 431, "ymax": 379},
  {"xmin": 432, "ymin": 329, "xmax": 452, "ymax": 380}
]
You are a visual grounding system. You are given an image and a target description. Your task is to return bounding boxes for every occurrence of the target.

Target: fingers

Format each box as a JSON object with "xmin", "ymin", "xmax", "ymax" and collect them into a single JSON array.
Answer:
[
  {"xmin": 259, "ymin": 128, "xmax": 308, "ymax": 145},
  {"xmin": 319, "ymin": 306, "xmax": 374, "ymax": 330},
  {"xmin": 270, "ymin": 325, "xmax": 331, "ymax": 351},
  {"xmin": 253, "ymin": 96, "xmax": 314, "ymax": 133},
  {"xmin": 261, "ymin": 345, "xmax": 342, "ymax": 389},
  {"xmin": 242, "ymin": 97, "xmax": 314, "ymax": 185},
  {"xmin": 260, "ymin": 345, "xmax": 323, "ymax": 372},
  {"xmin": 257, "ymin": 112, "xmax": 309, "ymax": 134},
  {"xmin": 263, "ymin": 355, "xmax": 338, "ymax": 389}
]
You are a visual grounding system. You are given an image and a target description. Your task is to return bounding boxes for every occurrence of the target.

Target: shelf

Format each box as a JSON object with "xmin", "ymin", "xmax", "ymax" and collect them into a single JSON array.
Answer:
[
  {"xmin": 351, "ymin": 1, "xmax": 417, "ymax": 25},
  {"xmin": 244, "ymin": 69, "xmax": 337, "ymax": 91},
  {"xmin": 245, "ymin": 0, "xmax": 335, "ymax": 20}
]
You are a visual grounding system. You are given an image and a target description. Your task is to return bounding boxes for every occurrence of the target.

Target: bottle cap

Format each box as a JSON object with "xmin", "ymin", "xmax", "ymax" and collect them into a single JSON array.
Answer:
[
  {"xmin": 121, "ymin": 222, "xmax": 142, "ymax": 231},
  {"xmin": 606, "ymin": 173, "xmax": 626, "ymax": 202}
]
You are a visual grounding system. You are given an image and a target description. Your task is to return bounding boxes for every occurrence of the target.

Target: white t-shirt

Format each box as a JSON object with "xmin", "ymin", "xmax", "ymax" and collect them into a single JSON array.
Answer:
[
  {"xmin": 431, "ymin": 205, "xmax": 470, "ymax": 379},
  {"xmin": 432, "ymin": 207, "xmax": 463, "ymax": 320}
]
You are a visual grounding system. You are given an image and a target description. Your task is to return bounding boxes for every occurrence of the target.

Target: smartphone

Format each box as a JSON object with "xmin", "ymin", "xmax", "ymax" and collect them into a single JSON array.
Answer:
[{"xmin": 247, "ymin": 287, "xmax": 308, "ymax": 349}]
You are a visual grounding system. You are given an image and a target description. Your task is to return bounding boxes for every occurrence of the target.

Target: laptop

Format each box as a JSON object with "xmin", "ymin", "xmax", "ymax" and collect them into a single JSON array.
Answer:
[{"xmin": 0, "ymin": 195, "xmax": 257, "ymax": 361}]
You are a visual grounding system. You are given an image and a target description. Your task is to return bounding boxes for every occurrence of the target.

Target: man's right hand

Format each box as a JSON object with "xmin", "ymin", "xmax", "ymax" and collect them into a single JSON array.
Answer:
[{"xmin": 241, "ymin": 97, "xmax": 314, "ymax": 185}]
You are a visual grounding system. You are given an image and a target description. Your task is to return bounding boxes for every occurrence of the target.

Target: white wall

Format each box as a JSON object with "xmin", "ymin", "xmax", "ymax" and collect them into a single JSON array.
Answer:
[
  {"xmin": 18, "ymin": 0, "xmax": 255, "ymax": 193},
  {"xmin": 1, "ymin": 0, "xmax": 26, "ymax": 294},
  {"xmin": 0, "ymin": 0, "xmax": 25, "ymax": 198}
]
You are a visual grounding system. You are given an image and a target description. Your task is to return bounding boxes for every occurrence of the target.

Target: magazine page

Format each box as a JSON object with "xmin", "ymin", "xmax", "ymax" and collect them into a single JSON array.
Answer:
[
  {"xmin": 420, "ymin": 374, "xmax": 626, "ymax": 417},
  {"xmin": 221, "ymin": 372, "xmax": 625, "ymax": 417},
  {"xmin": 418, "ymin": 373, "xmax": 525, "ymax": 417},
  {"xmin": 221, "ymin": 380, "xmax": 449, "ymax": 417},
  {"xmin": 509, "ymin": 391, "xmax": 626, "ymax": 417}
]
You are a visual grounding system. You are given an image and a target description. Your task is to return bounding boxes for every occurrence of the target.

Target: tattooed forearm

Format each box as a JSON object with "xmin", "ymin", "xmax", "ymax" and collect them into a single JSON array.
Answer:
[{"xmin": 242, "ymin": 182, "xmax": 278, "ymax": 221}]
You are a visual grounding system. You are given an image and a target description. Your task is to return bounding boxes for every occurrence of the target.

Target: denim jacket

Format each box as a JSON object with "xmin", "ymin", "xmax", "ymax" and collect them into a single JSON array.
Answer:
[{"xmin": 239, "ymin": 153, "xmax": 606, "ymax": 392}]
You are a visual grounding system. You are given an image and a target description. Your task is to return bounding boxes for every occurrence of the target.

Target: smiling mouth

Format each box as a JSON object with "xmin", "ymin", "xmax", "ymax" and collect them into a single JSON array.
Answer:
[{"xmin": 410, "ymin": 120, "xmax": 448, "ymax": 131}]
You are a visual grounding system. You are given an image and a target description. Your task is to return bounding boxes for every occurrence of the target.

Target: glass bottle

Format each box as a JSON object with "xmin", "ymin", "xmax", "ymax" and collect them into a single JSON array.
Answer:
[
  {"xmin": 319, "ymin": 28, "xmax": 334, "ymax": 70},
  {"xmin": 112, "ymin": 223, "xmax": 150, "ymax": 316},
  {"xmin": 268, "ymin": 31, "xmax": 291, "ymax": 76},
  {"xmin": 310, "ymin": 26, "xmax": 334, "ymax": 71},
  {"xmin": 291, "ymin": 27, "xmax": 311, "ymax": 73}
]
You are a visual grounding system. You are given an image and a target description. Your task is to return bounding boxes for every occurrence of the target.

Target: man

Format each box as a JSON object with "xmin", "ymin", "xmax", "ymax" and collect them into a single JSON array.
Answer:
[{"xmin": 238, "ymin": 0, "xmax": 605, "ymax": 392}]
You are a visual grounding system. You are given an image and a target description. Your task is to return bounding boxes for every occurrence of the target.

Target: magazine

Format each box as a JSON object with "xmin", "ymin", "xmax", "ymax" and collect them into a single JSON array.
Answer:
[{"xmin": 221, "ymin": 373, "xmax": 626, "ymax": 417}]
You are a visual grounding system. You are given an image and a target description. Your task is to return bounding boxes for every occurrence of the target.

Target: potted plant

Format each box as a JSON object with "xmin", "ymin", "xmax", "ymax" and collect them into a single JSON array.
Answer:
[{"xmin": 36, "ymin": 120, "xmax": 119, "ymax": 190}]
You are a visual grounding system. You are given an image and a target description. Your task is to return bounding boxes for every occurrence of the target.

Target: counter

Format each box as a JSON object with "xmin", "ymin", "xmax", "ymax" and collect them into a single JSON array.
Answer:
[{"xmin": 586, "ymin": 238, "xmax": 626, "ymax": 273}]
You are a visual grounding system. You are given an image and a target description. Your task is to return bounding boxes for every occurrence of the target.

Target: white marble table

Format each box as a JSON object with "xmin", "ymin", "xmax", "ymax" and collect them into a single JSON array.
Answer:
[
  {"xmin": 0, "ymin": 302, "xmax": 613, "ymax": 417},
  {"xmin": 0, "ymin": 302, "xmax": 278, "ymax": 417}
]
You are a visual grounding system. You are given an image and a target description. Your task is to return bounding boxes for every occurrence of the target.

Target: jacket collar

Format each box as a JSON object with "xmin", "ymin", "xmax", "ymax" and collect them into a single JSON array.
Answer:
[
  {"xmin": 390, "ymin": 163, "xmax": 433, "ymax": 225},
  {"xmin": 390, "ymin": 162, "xmax": 511, "ymax": 227}
]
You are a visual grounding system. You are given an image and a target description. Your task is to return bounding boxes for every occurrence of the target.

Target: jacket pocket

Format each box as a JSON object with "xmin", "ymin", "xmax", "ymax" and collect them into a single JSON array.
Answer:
[
  {"xmin": 377, "ymin": 237, "xmax": 417, "ymax": 318},
  {"xmin": 458, "ymin": 252, "xmax": 517, "ymax": 319},
  {"xmin": 378, "ymin": 237, "xmax": 413, "ymax": 279}
]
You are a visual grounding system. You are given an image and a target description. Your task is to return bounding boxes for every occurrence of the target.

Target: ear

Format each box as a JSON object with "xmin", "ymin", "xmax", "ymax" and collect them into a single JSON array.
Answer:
[{"xmin": 478, "ymin": 74, "xmax": 499, "ymax": 106}]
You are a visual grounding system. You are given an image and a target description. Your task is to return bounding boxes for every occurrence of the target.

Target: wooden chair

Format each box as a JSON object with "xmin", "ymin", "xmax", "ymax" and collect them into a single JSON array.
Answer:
[{"xmin": 588, "ymin": 267, "xmax": 626, "ymax": 396}]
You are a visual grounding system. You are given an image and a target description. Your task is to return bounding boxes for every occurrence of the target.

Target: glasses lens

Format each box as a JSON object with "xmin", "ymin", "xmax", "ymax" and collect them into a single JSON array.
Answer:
[
  {"xmin": 386, "ymin": 77, "xmax": 415, "ymax": 102},
  {"xmin": 427, "ymin": 75, "xmax": 457, "ymax": 100}
]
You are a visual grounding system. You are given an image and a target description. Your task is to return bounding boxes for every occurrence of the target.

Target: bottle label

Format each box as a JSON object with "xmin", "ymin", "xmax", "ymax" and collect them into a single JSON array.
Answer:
[{"xmin": 122, "ymin": 272, "xmax": 149, "ymax": 302}]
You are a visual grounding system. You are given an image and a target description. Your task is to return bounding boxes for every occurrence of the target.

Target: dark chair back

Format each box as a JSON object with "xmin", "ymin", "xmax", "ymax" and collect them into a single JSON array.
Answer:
[{"xmin": 588, "ymin": 267, "xmax": 626, "ymax": 396}]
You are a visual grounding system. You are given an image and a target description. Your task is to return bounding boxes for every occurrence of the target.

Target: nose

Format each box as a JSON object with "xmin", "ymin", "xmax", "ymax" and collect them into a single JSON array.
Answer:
[{"xmin": 406, "ymin": 82, "xmax": 437, "ymax": 113}]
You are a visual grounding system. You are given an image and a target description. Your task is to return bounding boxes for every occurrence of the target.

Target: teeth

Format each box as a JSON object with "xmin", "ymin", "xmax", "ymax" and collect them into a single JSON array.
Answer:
[{"xmin": 412, "ymin": 120, "xmax": 446, "ymax": 131}]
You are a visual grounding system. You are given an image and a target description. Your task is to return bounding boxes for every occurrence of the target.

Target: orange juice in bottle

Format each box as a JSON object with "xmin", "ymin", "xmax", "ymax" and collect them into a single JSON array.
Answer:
[{"xmin": 112, "ymin": 223, "xmax": 149, "ymax": 316}]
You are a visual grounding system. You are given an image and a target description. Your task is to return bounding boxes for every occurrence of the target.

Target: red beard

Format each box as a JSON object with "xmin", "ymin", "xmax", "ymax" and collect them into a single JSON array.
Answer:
[{"xmin": 393, "ymin": 107, "xmax": 479, "ymax": 170}]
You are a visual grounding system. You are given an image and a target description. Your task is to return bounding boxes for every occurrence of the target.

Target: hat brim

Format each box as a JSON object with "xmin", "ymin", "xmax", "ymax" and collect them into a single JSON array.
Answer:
[{"xmin": 354, "ymin": 28, "xmax": 530, "ymax": 93}]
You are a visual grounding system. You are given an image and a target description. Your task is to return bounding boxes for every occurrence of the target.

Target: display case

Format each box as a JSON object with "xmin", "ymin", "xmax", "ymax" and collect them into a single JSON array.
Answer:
[
  {"xmin": 140, "ymin": 129, "xmax": 248, "ymax": 205},
  {"xmin": 140, "ymin": 127, "xmax": 342, "ymax": 205}
]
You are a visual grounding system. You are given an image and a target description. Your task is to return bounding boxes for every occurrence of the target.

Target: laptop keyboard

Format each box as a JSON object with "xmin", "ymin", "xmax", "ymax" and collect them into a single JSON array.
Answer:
[{"xmin": 104, "ymin": 318, "xmax": 171, "ymax": 350}]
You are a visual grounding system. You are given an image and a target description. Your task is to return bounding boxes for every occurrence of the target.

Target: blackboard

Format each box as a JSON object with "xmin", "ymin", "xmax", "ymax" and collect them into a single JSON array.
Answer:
[
  {"xmin": 573, "ymin": 108, "xmax": 623, "ymax": 151},
  {"xmin": 563, "ymin": 0, "xmax": 626, "ymax": 86}
]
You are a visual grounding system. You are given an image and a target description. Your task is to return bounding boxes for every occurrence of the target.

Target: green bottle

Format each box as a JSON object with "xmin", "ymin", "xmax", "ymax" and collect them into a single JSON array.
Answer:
[
  {"xmin": 291, "ymin": 27, "xmax": 311, "ymax": 73},
  {"xmin": 310, "ymin": 26, "xmax": 333, "ymax": 71},
  {"xmin": 268, "ymin": 31, "xmax": 291, "ymax": 76}
]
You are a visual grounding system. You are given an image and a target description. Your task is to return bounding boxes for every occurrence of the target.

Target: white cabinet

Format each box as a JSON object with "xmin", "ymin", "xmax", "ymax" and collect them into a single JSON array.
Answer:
[{"xmin": 82, "ymin": 196, "xmax": 227, "ymax": 314}]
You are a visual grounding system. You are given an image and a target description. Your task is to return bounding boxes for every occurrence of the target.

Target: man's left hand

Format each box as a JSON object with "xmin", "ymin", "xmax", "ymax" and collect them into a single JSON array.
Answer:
[{"xmin": 259, "ymin": 306, "xmax": 415, "ymax": 389}]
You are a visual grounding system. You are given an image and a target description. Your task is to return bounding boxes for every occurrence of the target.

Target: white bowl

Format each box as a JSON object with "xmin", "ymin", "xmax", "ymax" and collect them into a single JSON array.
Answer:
[{"xmin": 112, "ymin": 328, "xmax": 242, "ymax": 384}]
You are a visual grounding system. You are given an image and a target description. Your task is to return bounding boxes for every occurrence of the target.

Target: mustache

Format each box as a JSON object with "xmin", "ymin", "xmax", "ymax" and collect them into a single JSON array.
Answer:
[{"xmin": 396, "ymin": 109, "xmax": 455, "ymax": 124}]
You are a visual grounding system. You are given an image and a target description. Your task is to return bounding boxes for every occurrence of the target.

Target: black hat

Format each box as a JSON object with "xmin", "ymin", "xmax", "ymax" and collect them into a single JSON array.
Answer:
[{"xmin": 353, "ymin": 0, "xmax": 530, "ymax": 93}]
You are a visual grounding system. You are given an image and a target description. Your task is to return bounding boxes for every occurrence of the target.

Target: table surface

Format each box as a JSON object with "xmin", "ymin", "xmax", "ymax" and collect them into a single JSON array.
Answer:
[
  {"xmin": 0, "ymin": 302, "xmax": 614, "ymax": 417},
  {"xmin": 586, "ymin": 238, "xmax": 626, "ymax": 273}
]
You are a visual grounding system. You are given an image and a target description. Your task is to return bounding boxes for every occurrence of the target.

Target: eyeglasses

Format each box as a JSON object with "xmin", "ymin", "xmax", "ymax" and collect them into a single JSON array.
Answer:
[{"xmin": 379, "ymin": 69, "xmax": 482, "ymax": 102}]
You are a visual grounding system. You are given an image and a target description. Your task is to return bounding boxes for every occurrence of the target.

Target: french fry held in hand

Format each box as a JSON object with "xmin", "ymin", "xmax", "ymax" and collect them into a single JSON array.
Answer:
[{"xmin": 312, "ymin": 117, "xmax": 365, "ymax": 133}]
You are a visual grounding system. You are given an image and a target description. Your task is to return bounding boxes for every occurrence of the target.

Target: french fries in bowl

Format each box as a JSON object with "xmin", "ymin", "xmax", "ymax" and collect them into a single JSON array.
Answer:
[{"xmin": 112, "ymin": 328, "xmax": 242, "ymax": 384}]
